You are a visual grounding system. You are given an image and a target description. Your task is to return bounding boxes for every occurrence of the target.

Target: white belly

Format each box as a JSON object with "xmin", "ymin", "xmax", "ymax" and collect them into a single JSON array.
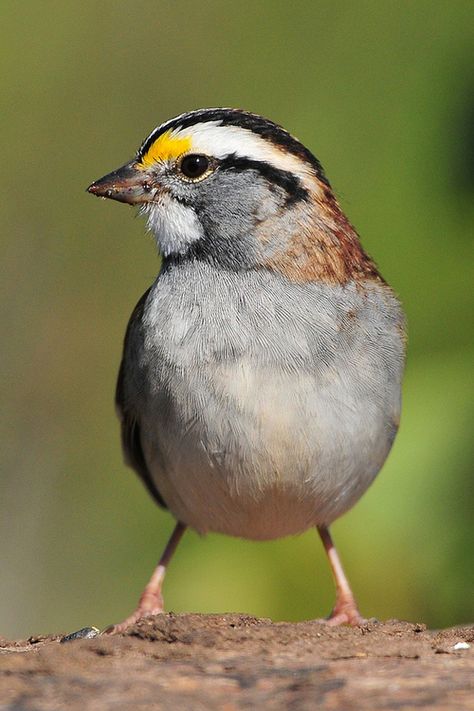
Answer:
[{"xmin": 141, "ymin": 360, "xmax": 399, "ymax": 540}]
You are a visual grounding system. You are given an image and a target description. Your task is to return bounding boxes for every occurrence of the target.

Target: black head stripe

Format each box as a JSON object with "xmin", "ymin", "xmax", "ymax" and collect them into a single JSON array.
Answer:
[
  {"xmin": 137, "ymin": 108, "xmax": 329, "ymax": 186},
  {"xmin": 219, "ymin": 154, "xmax": 309, "ymax": 205}
]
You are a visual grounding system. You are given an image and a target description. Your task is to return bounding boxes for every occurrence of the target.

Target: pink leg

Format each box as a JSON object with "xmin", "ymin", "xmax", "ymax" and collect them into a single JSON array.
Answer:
[
  {"xmin": 105, "ymin": 521, "xmax": 186, "ymax": 634},
  {"xmin": 317, "ymin": 525, "xmax": 365, "ymax": 626}
]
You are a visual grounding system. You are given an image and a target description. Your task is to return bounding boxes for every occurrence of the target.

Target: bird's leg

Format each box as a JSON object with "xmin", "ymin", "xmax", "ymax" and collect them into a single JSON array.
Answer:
[
  {"xmin": 317, "ymin": 525, "xmax": 365, "ymax": 626},
  {"xmin": 105, "ymin": 521, "xmax": 187, "ymax": 634}
]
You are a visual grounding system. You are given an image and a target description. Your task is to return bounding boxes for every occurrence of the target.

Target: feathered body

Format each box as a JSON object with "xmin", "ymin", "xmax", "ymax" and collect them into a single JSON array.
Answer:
[{"xmin": 119, "ymin": 263, "xmax": 403, "ymax": 540}]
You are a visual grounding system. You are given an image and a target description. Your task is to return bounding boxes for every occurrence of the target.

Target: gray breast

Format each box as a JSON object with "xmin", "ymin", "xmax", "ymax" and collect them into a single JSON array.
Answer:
[{"xmin": 122, "ymin": 261, "xmax": 405, "ymax": 540}]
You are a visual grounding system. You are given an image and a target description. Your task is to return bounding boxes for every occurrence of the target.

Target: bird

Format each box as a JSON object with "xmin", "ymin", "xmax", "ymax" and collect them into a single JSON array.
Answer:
[{"xmin": 87, "ymin": 108, "xmax": 405, "ymax": 633}]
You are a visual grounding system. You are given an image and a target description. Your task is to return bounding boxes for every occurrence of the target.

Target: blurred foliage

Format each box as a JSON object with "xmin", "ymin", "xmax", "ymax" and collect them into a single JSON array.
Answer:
[{"xmin": 0, "ymin": 1, "xmax": 473, "ymax": 638}]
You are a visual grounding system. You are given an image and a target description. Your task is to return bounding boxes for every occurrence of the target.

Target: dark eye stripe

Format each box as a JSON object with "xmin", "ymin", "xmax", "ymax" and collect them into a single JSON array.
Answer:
[{"xmin": 218, "ymin": 154, "xmax": 309, "ymax": 205}]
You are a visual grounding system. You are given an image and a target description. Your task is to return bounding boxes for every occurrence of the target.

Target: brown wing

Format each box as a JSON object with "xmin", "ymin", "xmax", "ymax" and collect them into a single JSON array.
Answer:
[{"xmin": 115, "ymin": 288, "xmax": 167, "ymax": 509}]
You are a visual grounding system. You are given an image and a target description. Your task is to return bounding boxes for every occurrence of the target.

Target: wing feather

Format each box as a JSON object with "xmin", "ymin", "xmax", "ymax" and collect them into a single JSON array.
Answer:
[{"xmin": 115, "ymin": 288, "xmax": 167, "ymax": 509}]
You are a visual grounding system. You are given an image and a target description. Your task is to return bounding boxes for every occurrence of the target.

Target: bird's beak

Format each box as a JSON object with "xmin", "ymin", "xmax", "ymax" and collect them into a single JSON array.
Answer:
[{"xmin": 87, "ymin": 161, "xmax": 153, "ymax": 205}]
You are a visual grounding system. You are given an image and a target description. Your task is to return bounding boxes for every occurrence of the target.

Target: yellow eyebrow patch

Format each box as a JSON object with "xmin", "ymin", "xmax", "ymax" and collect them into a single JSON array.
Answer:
[{"xmin": 138, "ymin": 130, "xmax": 192, "ymax": 169}]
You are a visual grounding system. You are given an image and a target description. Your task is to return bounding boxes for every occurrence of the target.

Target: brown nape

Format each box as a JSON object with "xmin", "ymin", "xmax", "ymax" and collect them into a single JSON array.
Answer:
[{"xmin": 263, "ymin": 183, "xmax": 384, "ymax": 285}]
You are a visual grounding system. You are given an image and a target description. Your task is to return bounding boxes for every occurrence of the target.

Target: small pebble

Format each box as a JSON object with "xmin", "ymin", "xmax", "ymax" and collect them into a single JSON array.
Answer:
[
  {"xmin": 60, "ymin": 626, "xmax": 100, "ymax": 643},
  {"xmin": 452, "ymin": 641, "xmax": 470, "ymax": 650}
]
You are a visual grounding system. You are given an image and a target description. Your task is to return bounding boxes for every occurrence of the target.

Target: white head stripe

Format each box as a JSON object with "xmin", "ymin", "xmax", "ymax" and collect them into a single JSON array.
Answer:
[{"xmin": 168, "ymin": 122, "xmax": 314, "ymax": 182}]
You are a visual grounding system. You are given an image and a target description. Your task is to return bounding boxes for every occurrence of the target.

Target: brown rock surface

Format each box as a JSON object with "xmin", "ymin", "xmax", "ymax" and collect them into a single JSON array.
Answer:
[{"xmin": 1, "ymin": 614, "xmax": 473, "ymax": 710}]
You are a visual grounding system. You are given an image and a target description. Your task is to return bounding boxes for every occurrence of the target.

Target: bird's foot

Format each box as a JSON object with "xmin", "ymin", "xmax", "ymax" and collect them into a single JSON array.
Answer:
[
  {"xmin": 103, "ymin": 587, "xmax": 165, "ymax": 635},
  {"xmin": 318, "ymin": 595, "xmax": 366, "ymax": 627},
  {"xmin": 103, "ymin": 606, "xmax": 164, "ymax": 635}
]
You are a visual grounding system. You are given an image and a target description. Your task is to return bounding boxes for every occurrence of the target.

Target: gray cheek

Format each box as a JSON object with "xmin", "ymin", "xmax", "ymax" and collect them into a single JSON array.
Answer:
[
  {"xmin": 144, "ymin": 170, "xmax": 286, "ymax": 265},
  {"xmin": 194, "ymin": 173, "xmax": 284, "ymax": 267},
  {"xmin": 199, "ymin": 172, "xmax": 277, "ymax": 235}
]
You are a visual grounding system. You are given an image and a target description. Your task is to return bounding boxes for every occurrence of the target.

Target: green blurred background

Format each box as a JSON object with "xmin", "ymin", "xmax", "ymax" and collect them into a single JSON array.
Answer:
[{"xmin": 1, "ymin": 1, "xmax": 473, "ymax": 639}]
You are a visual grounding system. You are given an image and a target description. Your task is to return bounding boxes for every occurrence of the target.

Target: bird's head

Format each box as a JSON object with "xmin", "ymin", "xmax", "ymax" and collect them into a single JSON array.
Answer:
[{"xmin": 88, "ymin": 108, "xmax": 379, "ymax": 282}]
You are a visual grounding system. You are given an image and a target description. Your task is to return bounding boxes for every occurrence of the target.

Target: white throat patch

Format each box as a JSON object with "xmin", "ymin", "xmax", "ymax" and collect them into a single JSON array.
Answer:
[{"xmin": 142, "ymin": 194, "xmax": 204, "ymax": 257}]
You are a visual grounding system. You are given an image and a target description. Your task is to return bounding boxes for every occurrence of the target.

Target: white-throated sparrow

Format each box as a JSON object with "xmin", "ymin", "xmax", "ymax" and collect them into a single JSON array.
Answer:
[{"xmin": 88, "ymin": 108, "xmax": 405, "ymax": 632}]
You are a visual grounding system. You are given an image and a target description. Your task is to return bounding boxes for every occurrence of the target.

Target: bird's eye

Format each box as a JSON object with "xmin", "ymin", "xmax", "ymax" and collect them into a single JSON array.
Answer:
[{"xmin": 179, "ymin": 154, "xmax": 211, "ymax": 180}]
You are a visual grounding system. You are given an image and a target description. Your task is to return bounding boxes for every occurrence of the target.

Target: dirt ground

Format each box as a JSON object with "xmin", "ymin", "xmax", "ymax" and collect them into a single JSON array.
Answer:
[{"xmin": 1, "ymin": 614, "xmax": 473, "ymax": 710}]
